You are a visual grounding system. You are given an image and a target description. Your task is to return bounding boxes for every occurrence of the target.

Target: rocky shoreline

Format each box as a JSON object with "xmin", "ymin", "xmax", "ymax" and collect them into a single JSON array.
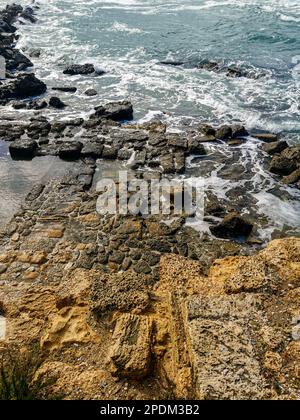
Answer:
[{"xmin": 0, "ymin": 2, "xmax": 299, "ymax": 400}]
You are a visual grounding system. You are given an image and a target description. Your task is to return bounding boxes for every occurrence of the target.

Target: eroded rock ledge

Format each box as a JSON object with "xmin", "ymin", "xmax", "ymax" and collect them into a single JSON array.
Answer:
[{"xmin": 0, "ymin": 168, "xmax": 299, "ymax": 400}]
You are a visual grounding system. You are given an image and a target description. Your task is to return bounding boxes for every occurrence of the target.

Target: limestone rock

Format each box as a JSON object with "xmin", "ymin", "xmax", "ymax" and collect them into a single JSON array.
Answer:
[
  {"xmin": 108, "ymin": 314, "xmax": 153, "ymax": 379},
  {"xmin": 91, "ymin": 270, "xmax": 150, "ymax": 316},
  {"xmin": 41, "ymin": 306, "xmax": 98, "ymax": 351}
]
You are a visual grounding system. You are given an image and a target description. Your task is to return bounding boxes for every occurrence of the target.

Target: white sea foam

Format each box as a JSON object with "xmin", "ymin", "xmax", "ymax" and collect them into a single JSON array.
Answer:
[{"xmin": 108, "ymin": 21, "xmax": 143, "ymax": 34}]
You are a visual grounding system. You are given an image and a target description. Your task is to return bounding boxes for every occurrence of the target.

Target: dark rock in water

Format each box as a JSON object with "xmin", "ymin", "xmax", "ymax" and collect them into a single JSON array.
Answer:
[
  {"xmin": 0, "ymin": 73, "xmax": 47, "ymax": 102},
  {"xmin": 262, "ymin": 141, "xmax": 289, "ymax": 155},
  {"xmin": 52, "ymin": 86, "xmax": 77, "ymax": 93},
  {"xmin": 0, "ymin": 19, "xmax": 17, "ymax": 33},
  {"xmin": 231, "ymin": 124, "xmax": 248, "ymax": 138},
  {"xmin": 187, "ymin": 138, "xmax": 207, "ymax": 155},
  {"xmin": 159, "ymin": 60, "xmax": 184, "ymax": 67},
  {"xmin": 269, "ymin": 146, "xmax": 300, "ymax": 176},
  {"xmin": 205, "ymin": 194, "xmax": 227, "ymax": 218},
  {"xmin": 269, "ymin": 156, "xmax": 297, "ymax": 176},
  {"xmin": 28, "ymin": 99, "xmax": 48, "ymax": 110},
  {"xmin": 198, "ymin": 60, "xmax": 220, "ymax": 72},
  {"xmin": 84, "ymin": 88, "xmax": 98, "ymax": 96},
  {"xmin": 226, "ymin": 66, "xmax": 244, "ymax": 78},
  {"xmin": 216, "ymin": 125, "xmax": 232, "ymax": 140},
  {"xmin": 28, "ymin": 48, "xmax": 41, "ymax": 58},
  {"xmin": 63, "ymin": 64, "xmax": 104, "ymax": 76},
  {"xmin": 58, "ymin": 141, "xmax": 83, "ymax": 160},
  {"xmin": 0, "ymin": 47, "xmax": 33, "ymax": 71},
  {"xmin": 67, "ymin": 118, "xmax": 84, "ymax": 127},
  {"xmin": 281, "ymin": 145, "xmax": 300, "ymax": 163},
  {"xmin": 20, "ymin": 7, "xmax": 37, "ymax": 23},
  {"xmin": 252, "ymin": 132, "xmax": 278, "ymax": 142},
  {"xmin": 282, "ymin": 169, "xmax": 300, "ymax": 186},
  {"xmin": 197, "ymin": 60, "xmax": 265, "ymax": 80},
  {"xmin": 51, "ymin": 121, "xmax": 67, "ymax": 133},
  {"xmin": 9, "ymin": 139, "xmax": 38, "ymax": 160},
  {"xmin": 93, "ymin": 100, "xmax": 134, "ymax": 122},
  {"xmin": 11, "ymin": 99, "xmax": 47, "ymax": 110},
  {"xmin": 49, "ymin": 96, "xmax": 66, "ymax": 109},
  {"xmin": 227, "ymin": 138, "xmax": 246, "ymax": 147},
  {"xmin": 11, "ymin": 100, "xmax": 27, "ymax": 109},
  {"xmin": 199, "ymin": 123, "xmax": 216, "ymax": 137},
  {"xmin": 210, "ymin": 212, "xmax": 253, "ymax": 240},
  {"xmin": 0, "ymin": 33, "xmax": 18, "ymax": 47}
]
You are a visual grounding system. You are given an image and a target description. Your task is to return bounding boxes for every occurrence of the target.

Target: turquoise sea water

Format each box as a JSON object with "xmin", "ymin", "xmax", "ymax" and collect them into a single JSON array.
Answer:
[{"xmin": 0, "ymin": 0, "xmax": 300, "ymax": 237}]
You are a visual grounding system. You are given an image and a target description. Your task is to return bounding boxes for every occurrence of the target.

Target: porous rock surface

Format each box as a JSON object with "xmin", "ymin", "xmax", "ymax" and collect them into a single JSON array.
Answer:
[{"xmin": 0, "ymin": 167, "xmax": 298, "ymax": 399}]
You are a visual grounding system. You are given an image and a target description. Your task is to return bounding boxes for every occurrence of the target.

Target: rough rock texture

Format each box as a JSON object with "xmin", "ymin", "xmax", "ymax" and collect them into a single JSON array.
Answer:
[
  {"xmin": 0, "ymin": 139, "xmax": 298, "ymax": 400},
  {"xmin": 269, "ymin": 146, "xmax": 300, "ymax": 176},
  {"xmin": 63, "ymin": 64, "xmax": 104, "ymax": 76},
  {"xmin": 210, "ymin": 212, "xmax": 253, "ymax": 240},
  {"xmin": 108, "ymin": 314, "xmax": 153, "ymax": 379},
  {"xmin": 92, "ymin": 101, "xmax": 134, "ymax": 122},
  {"xmin": 0, "ymin": 73, "xmax": 47, "ymax": 101},
  {"xmin": 156, "ymin": 239, "xmax": 300, "ymax": 400}
]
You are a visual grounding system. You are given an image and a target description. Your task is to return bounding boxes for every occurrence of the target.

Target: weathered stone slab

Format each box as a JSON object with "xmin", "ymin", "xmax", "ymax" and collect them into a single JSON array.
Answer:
[{"xmin": 108, "ymin": 314, "xmax": 153, "ymax": 379}]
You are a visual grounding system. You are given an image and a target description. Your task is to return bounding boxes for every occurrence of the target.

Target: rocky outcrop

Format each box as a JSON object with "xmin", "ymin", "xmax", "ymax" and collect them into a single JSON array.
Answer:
[
  {"xmin": 0, "ymin": 73, "xmax": 47, "ymax": 102},
  {"xmin": 197, "ymin": 60, "xmax": 267, "ymax": 79},
  {"xmin": 9, "ymin": 138, "xmax": 38, "ymax": 159},
  {"xmin": 0, "ymin": 3, "xmax": 47, "ymax": 106},
  {"xmin": 63, "ymin": 64, "xmax": 105, "ymax": 76},
  {"xmin": 0, "ymin": 161, "xmax": 298, "ymax": 399},
  {"xmin": 156, "ymin": 238, "xmax": 300, "ymax": 400},
  {"xmin": 92, "ymin": 101, "xmax": 134, "ymax": 122},
  {"xmin": 269, "ymin": 145, "xmax": 300, "ymax": 178},
  {"xmin": 49, "ymin": 96, "xmax": 67, "ymax": 109},
  {"xmin": 210, "ymin": 212, "xmax": 253, "ymax": 240}
]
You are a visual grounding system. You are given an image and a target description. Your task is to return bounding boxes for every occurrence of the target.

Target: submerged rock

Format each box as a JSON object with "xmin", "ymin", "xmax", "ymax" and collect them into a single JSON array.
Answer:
[
  {"xmin": 159, "ymin": 60, "xmax": 184, "ymax": 67},
  {"xmin": 197, "ymin": 60, "xmax": 266, "ymax": 79},
  {"xmin": 84, "ymin": 88, "xmax": 98, "ymax": 96},
  {"xmin": 52, "ymin": 86, "xmax": 77, "ymax": 93}
]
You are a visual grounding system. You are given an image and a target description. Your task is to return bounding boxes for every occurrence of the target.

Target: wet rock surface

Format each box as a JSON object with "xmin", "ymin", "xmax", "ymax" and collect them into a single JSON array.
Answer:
[
  {"xmin": 0, "ymin": 73, "xmax": 47, "ymax": 102},
  {"xmin": 63, "ymin": 64, "xmax": 105, "ymax": 76}
]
